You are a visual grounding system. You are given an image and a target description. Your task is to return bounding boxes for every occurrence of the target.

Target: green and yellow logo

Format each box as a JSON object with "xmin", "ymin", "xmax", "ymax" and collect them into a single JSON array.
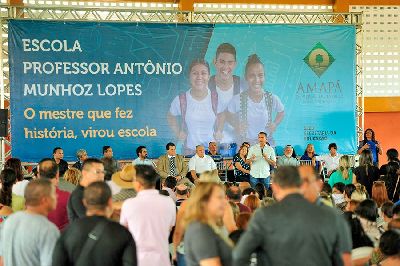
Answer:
[{"xmin": 303, "ymin": 42, "xmax": 335, "ymax": 77}]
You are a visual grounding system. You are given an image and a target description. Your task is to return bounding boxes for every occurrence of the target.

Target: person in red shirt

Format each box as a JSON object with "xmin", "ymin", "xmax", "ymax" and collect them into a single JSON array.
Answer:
[{"xmin": 38, "ymin": 158, "xmax": 70, "ymax": 230}]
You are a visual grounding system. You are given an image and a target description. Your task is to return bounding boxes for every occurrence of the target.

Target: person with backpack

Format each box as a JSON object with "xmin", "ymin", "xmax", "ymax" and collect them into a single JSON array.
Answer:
[
  {"xmin": 227, "ymin": 54, "xmax": 285, "ymax": 146},
  {"xmin": 168, "ymin": 59, "xmax": 223, "ymax": 155},
  {"xmin": 52, "ymin": 182, "xmax": 137, "ymax": 266},
  {"xmin": 209, "ymin": 43, "xmax": 245, "ymax": 148}
]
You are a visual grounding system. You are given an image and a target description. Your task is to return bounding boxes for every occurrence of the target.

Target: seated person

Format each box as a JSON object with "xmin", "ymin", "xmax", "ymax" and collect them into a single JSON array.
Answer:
[
  {"xmin": 316, "ymin": 143, "xmax": 341, "ymax": 177},
  {"xmin": 188, "ymin": 145, "xmax": 217, "ymax": 182},
  {"xmin": 277, "ymin": 145, "xmax": 299, "ymax": 167},
  {"xmin": 53, "ymin": 147, "xmax": 69, "ymax": 177},
  {"xmin": 206, "ymin": 141, "xmax": 223, "ymax": 162},
  {"xmin": 175, "ymin": 184, "xmax": 189, "ymax": 208},
  {"xmin": 72, "ymin": 149, "xmax": 87, "ymax": 171},
  {"xmin": 101, "ymin": 146, "xmax": 120, "ymax": 181},
  {"xmin": 331, "ymin": 182, "xmax": 346, "ymax": 210},
  {"xmin": 161, "ymin": 176, "xmax": 177, "ymax": 202},
  {"xmin": 156, "ymin": 143, "xmax": 193, "ymax": 189},
  {"xmin": 300, "ymin": 144, "xmax": 320, "ymax": 172},
  {"xmin": 133, "ymin": 146, "xmax": 154, "ymax": 167}
]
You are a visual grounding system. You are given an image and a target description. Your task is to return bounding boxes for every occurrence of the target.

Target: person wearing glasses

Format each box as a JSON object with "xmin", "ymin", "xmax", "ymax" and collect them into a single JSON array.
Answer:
[
  {"xmin": 67, "ymin": 158, "xmax": 105, "ymax": 222},
  {"xmin": 277, "ymin": 145, "xmax": 299, "ymax": 167}
]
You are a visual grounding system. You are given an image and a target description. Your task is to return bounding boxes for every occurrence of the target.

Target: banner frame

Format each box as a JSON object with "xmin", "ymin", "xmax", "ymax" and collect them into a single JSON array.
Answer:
[{"xmin": 0, "ymin": 4, "xmax": 363, "ymax": 165}]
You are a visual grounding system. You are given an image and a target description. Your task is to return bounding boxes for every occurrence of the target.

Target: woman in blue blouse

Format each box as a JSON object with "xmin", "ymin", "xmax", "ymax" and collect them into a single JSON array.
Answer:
[
  {"xmin": 300, "ymin": 144, "xmax": 320, "ymax": 172},
  {"xmin": 357, "ymin": 128, "xmax": 382, "ymax": 167}
]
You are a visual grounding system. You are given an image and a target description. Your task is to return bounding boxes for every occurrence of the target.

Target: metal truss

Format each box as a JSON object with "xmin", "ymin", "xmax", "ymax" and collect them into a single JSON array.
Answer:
[
  {"xmin": 6, "ymin": 5, "xmax": 191, "ymax": 22},
  {"xmin": 189, "ymin": 11, "xmax": 362, "ymax": 25},
  {"xmin": 2, "ymin": 5, "xmax": 363, "ymax": 25},
  {"xmin": 355, "ymin": 27, "xmax": 364, "ymax": 142},
  {"xmin": 0, "ymin": 4, "xmax": 363, "ymax": 164}
]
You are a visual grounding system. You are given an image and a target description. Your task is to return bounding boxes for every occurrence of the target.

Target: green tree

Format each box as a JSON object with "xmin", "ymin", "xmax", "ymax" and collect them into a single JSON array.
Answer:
[{"xmin": 316, "ymin": 54, "xmax": 323, "ymax": 67}]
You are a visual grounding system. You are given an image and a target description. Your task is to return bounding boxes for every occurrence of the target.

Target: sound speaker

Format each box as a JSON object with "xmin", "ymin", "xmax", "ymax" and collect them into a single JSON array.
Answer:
[{"xmin": 0, "ymin": 109, "xmax": 8, "ymax": 137}]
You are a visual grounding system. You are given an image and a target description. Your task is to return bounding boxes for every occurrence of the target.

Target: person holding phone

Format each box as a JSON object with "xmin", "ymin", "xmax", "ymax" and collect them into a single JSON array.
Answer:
[{"xmin": 357, "ymin": 128, "xmax": 382, "ymax": 167}]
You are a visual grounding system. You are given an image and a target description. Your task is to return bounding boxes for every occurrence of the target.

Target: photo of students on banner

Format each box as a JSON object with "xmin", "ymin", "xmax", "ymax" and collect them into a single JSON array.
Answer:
[
  {"xmin": 168, "ymin": 51, "xmax": 285, "ymax": 155},
  {"xmin": 227, "ymin": 54, "xmax": 285, "ymax": 146},
  {"xmin": 209, "ymin": 43, "xmax": 246, "ymax": 153},
  {"xmin": 167, "ymin": 59, "xmax": 224, "ymax": 155}
]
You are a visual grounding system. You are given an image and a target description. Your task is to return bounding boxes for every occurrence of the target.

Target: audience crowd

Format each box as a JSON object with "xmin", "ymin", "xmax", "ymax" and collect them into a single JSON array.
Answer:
[{"xmin": 0, "ymin": 128, "xmax": 399, "ymax": 266}]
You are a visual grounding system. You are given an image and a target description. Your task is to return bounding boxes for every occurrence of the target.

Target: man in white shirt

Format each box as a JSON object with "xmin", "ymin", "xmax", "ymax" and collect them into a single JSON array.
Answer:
[
  {"xmin": 188, "ymin": 145, "xmax": 217, "ymax": 182},
  {"xmin": 247, "ymin": 132, "xmax": 276, "ymax": 188},
  {"xmin": 133, "ymin": 146, "xmax": 154, "ymax": 167},
  {"xmin": 120, "ymin": 165, "xmax": 176, "ymax": 266},
  {"xmin": 316, "ymin": 143, "xmax": 340, "ymax": 176}
]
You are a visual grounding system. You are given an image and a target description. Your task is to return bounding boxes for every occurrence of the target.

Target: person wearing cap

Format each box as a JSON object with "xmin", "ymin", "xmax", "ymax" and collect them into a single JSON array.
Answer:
[
  {"xmin": 277, "ymin": 145, "xmax": 299, "ymax": 167},
  {"xmin": 111, "ymin": 164, "xmax": 137, "ymax": 202},
  {"xmin": 52, "ymin": 182, "xmax": 137, "ymax": 266},
  {"xmin": 197, "ymin": 170, "xmax": 221, "ymax": 184},
  {"xmin": 188, "ymin": 145, "xmax": 218, "ymax": 182}
]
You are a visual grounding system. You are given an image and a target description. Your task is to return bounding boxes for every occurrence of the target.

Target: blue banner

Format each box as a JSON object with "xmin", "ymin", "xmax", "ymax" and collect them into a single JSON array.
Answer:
[{"xmin": 9, "ymin": 20, "xmax": 356, "ymax": 162}]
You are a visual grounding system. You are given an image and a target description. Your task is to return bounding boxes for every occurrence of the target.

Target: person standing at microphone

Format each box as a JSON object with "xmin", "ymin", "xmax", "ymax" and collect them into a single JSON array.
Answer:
[
  {"xmin": 357, "ymin": 128, "xmax": 382, "ymax": 167},
  {"xmin": 247, "ymin": 132, "xmax": 276, "ymax": 188}
]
